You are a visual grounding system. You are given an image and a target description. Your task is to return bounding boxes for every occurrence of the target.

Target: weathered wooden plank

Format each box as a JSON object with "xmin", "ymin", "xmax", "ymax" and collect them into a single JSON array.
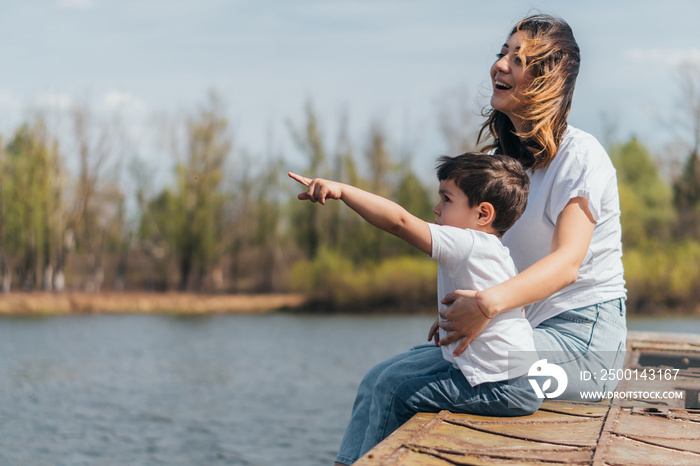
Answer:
[
  {"xmin": 437, "ymin": 450, "xmax": 594, "ymax": 464},
  {"xmin": 454, "ymin": 420, "xmax": 602, "ymax": 447},
  {"xmin": 538, "ymin": 400, "xmax": 610, "ymax": 417},
  {"xmin": 602, "ymin": 435, "xmax": 700, "ymax": 465},
  {"xmin": 354, "ymin": 413, "xmax": 440, "ymax": 465},
  {"xmin": 406, "ymin": 447, "xmax": 590, "ymax": 465},
  {"xmin": 613, "ymin": 410, "xmax": 700, "ymax": 439},
  {"xmin": 413, "ymin": 420, "xmax": 585, "ymax": 451},
  {"xmin": 445, "ymin": 403, "xmax": 607, "ymax": 424}
]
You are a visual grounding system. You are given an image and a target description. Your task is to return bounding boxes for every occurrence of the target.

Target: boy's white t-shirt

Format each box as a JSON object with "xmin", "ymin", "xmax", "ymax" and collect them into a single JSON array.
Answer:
[
  {"xmin": 428, "ymin": 223, "xmax": 536, "ymax": 386},
  {"xmin": 502, "ymin": 125, "xmax": 627, "ymax": 328}
]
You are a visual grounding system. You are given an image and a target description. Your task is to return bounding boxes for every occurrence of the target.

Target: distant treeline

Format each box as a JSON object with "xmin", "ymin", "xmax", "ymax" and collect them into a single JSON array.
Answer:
[{"xmin": 1, "ymin": 82, "xmax": 699, "ymax": 314}]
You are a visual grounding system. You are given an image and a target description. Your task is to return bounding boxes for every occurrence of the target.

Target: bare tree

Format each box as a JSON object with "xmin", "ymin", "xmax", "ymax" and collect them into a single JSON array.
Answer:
[
  {"xmin": 436, "ymin": 86, "xmax": 479, "ymax": 155},
  {"xmin": 365, "ymin": 120, "xmax": 392, "ymax": 196},
  {"xmin": 288, "ymin": 101, "xmax": 329, "ymax": 259},
  {"xmin": 0, "ymin": 137, "xmax": 8, "ymax": 292},
  {"xmin": 147, "ymin": 91, "xmax": 232, "ymax": 291},
  {"xmin": 672, "ymin": 62, "xmax": 700, "ymax": 238},
  {"xmin": 58, "ymin": 103, "xmax": 124, "ymax": 292}
]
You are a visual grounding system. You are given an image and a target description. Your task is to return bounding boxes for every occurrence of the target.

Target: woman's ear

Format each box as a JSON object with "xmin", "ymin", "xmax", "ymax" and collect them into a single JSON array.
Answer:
[{"xmin": 477, "ymin": 202, "xmax": 496, "ymax": 226}]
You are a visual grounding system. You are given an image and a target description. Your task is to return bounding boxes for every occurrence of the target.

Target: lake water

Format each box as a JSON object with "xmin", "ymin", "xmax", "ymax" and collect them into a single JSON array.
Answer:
[{"xmin": 0, "ymin": 313, "xmax": 698, "ymax": 466}]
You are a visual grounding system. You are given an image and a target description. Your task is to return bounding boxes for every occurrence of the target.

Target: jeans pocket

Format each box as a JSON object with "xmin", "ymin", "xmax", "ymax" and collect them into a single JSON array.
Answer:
[
  {"xmin": 598, "ymin": 298, "xmax": 627, "ymax": 330},
  {"xmin": 551, "ymin": 307, "xmax": 599, "ymax": 352}
]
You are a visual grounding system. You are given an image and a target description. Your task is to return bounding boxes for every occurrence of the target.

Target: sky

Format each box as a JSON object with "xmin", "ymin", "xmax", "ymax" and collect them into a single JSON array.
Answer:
[{"xmin": 1, "ymin": 0, "xmax": 699, "ymax": 185}]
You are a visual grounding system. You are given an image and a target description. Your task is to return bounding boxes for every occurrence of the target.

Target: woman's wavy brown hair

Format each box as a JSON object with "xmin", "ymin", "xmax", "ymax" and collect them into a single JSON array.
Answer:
[{"xmin": 478, "ymin": 14, "xmax": 580, "ymax": 171}]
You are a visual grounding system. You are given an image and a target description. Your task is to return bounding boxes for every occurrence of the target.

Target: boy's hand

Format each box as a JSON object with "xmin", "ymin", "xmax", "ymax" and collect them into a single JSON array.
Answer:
[
  {"xmin": 427, "ymin": 319, "xmax": 440, "ymax": 346},
  {"xmin": 289, "ymin": 172, "xmax": 343, "ymax": 205}
]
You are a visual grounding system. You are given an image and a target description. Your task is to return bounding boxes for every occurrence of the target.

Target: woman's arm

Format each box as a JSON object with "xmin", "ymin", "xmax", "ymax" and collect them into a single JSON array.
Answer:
[{"xmin": 438, "ymin": 197, "xmax": 595, "ymax": 356}]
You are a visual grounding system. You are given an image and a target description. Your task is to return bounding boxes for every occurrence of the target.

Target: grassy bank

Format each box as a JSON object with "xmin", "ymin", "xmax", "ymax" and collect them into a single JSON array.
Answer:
[
  {"xmin": 1, "ymin": 290, "xmax": 697, "ymax": 317},
  {"xmin": 0, "ymin": 292, "xmax": 309, "ymax": 316}
]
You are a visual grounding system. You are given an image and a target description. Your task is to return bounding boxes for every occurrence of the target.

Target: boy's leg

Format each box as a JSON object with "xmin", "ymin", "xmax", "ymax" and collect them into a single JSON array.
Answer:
[
  {"xmin": 378, "ymin": 367, "xmax": 542, "ymax": 443},
  {"xmin": 336, "ymin": 344, "xmax": 448, "ymax": 465},
  {"xmin": 336, "ymin": 348, "xmax": 426, "ymax": 464}
]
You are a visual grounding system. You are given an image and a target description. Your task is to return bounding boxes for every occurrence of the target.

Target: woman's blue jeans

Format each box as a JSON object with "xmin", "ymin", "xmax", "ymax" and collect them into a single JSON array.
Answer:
[{"xmin": 335, "ymin": 298, "xmax": 627, "ymax": 465}]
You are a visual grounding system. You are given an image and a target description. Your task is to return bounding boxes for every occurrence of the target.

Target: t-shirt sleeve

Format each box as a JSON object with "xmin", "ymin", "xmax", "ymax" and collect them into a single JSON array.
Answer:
[
  {"xmin": 546, "ymin": 142, "xmax": 609, "ymax": 223},
  {"xmin": 428, "ymin": 224, "xmax": 475, "ymax": 269}
]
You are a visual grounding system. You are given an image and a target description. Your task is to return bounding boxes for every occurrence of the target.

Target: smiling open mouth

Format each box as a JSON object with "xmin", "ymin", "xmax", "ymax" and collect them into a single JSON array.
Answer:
[{"xmin": 495, "ymin": 80, "xmax": 512, "ymax": 90}]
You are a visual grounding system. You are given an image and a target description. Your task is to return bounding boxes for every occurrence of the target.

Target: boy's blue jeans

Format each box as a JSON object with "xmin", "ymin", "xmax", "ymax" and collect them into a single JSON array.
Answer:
[{"xmin": 335, "ymin": 298, "xmax": 627, "ymax": 465}]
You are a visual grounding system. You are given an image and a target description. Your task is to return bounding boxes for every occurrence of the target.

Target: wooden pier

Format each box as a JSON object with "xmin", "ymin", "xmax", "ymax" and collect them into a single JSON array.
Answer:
[{"xmin": 355, "ymin": 331, "xmax": 700, "ymax": 465}]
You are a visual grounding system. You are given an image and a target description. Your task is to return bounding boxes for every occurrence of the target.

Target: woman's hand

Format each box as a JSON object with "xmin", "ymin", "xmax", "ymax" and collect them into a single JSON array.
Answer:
[{"xmin": 438, "ymin": 289, "xmax": 491, "ymax": 356}]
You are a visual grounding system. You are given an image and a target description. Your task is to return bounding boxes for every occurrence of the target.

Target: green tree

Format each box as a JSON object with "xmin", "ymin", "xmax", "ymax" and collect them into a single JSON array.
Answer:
[
  {"xmin": 393, "ymin": 169, "xmax": 435, "ymax": 257},
  {"xmin": 138, "ymin": 187, "xmax": 179, "ymax": 288},
  {"xmin": 288, "ymin": 101, "xmax": 329, "ymax": 259},
  {"xmin": 253, "ymin": 157, "xmax": 283, "ymax": 291},
  {"xmin": 326, "ymin": 111, "xmax": 355, "ymax": 252},
  {"xmin": 672, "ymin": 64, "xmax": 700, "ymax": 238},
  {"xmin": 172, "ymin": 91, "xmax": 231, "ymax": 290},
  {"xmin": 610, "ymin": 137, "xmax": 674, "ymax": 247},
  {"xmin": 139, "ymin": 92, "xmax": 231, "ymax": 291},
  {"xmin": 673, "ymin": 149, "xmax": 700, "ymax": 238},
  {"xmin": 225, "ymin": 150, "xmax": 254, "ymax": 292},
  {"xmin": 0, "ymin": 138, "xmax": 6, "ymax": 291},
  {"xmin": 1, "ymin": 119, "xmax": 62, "ymax": 291},
  {"xmin": 353, "ymin": 121, "xmax": 395, "ymax": 262}
]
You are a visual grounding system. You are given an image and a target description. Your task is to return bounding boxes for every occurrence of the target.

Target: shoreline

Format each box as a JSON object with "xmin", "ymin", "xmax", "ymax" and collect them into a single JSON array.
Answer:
[
  {"xmin": 0, "ymin": 291, "xmax": 309, "ymax": 316},
  {"xmin": 0, "ymin": 291, "xmax": 697, "ymax": 317}
]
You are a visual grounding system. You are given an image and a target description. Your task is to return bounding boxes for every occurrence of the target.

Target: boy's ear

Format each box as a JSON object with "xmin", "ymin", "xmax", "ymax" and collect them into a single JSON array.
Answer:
[{"xmin": 477, "ymin": 202, "xmax": 496, "ymax": 226}]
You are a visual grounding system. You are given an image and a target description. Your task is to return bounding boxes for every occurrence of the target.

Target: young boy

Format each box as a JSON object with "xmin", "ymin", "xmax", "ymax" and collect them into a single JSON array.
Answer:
[{"xmin": 290, "ymin": 152, "xmax": 540, "ymax": 465}]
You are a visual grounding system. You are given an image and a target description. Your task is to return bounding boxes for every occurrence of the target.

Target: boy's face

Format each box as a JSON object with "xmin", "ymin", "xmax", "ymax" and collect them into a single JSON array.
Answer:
[{"xmin": 433, "ymin": 178, "xmax": 481, "ymax": 230}]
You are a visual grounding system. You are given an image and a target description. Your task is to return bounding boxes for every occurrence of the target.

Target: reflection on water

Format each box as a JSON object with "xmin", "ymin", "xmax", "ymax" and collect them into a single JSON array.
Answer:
[
  {"xmin": 627, "ymin": 315, "xmax": 700, "ymax": 334},
  {"xmin": 0, "ymin": 312, "xmax": 697, "ymax": 465}
]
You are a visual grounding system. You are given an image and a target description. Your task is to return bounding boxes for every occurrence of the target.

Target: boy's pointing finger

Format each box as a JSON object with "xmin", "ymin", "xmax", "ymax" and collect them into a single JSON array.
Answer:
[{"xmin": 288, "ymin": 172, "xmax": 311, "ymax": 187}]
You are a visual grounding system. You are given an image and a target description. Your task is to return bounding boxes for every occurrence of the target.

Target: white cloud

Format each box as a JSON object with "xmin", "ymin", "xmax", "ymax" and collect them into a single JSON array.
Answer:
[
  {"xmin": 35, "ymin": 92, "xmax": 75, "ymax": 113},
  {"xmin": 97, "ymin": 91, "xmax": 152, "ymax": 146},
  {"xmin": 99, "ymin": 91, "xmax": 149, "ymax": 118},
  {"xmin": 0, "ymin": 90, "xmax": 23, "ymax": 134},
  {"xmin": 58, "ymin": 0, "xmax": 93, "ymax": 9},
  {"xmin": 0, "ymin": 89, "xmax": 21, "ymax": 110},
  {"xmin": 625, "ymin": 48, "xmax": 700, "ymax": 67}
]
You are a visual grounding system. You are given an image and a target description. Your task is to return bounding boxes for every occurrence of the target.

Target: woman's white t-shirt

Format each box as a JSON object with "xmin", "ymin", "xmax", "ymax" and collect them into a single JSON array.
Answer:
[{"xmin": 502, "ymin": 125, "xmax": 627, "ymax": 328}]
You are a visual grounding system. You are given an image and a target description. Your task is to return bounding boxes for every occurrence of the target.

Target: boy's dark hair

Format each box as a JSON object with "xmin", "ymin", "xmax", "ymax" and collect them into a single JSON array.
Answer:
[{"xmin": 436, "ymin": 152, "xmax": 529, "ymax": 236}]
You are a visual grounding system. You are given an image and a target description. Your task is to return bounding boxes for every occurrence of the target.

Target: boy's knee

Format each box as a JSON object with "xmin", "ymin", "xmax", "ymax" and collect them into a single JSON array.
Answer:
[
  {"xmin": 521, "ymin": 396, "xmax": 543, "ymax": 415},
  {"xmin": 391, "ymin": 379, "xmax": 431, "ymax": 422},
  {"xmin": 391, "ymin": 381, "xmax": 412, "ymax": 410},
  {"xmin": 374, "ymin": 368, "xmax": 409, "ymax": 395},
  {"xmin": 506, "ymin": 391, "xmax": 543, "ymax": 416}
]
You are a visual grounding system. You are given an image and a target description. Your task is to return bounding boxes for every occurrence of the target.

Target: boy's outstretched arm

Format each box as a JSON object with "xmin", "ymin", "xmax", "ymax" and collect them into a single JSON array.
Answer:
[{"xmin": 289, "ymin": 172, "xmax": 432, "ymax": 255}]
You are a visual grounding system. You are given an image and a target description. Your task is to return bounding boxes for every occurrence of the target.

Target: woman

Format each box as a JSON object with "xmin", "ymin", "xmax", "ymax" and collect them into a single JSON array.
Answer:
[
  {"xmin": 334, "ymin": 14, "xmax": 626, "ymax": 465},
  {"xmin": 438, "ymin": 13, "xmax": 627, "ymax": 400}
]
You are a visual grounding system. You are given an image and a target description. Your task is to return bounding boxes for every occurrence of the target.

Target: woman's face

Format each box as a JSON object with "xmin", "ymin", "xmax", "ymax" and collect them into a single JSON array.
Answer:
[{"xmin": 490, "ymin": 31, "xmax": 533, "ymax": 130}]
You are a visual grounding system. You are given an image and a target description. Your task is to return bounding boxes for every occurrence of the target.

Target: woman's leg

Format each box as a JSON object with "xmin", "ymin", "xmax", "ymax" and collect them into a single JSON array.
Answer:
[
  {"xmin": 532, "ymin": 298, "xmax": 627, "ymax": 399},
  {"xmin": 335, "ymin": 344, "xmax": 448, "ymax": 465}
]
